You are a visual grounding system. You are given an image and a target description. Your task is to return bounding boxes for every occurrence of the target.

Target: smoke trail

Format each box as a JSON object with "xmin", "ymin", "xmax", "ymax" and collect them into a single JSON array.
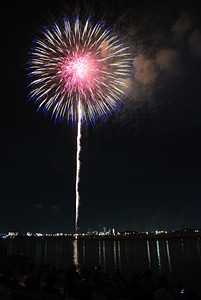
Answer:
[{"xmin": 75, "ymin": 100, "xmax": 82, "ymax": 232}]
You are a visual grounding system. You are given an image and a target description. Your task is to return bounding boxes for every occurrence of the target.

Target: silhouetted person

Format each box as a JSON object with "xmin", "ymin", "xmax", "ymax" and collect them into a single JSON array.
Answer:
[{"xmin": 140, "ymin": 269, "xmax": 155, "ymax": 299}]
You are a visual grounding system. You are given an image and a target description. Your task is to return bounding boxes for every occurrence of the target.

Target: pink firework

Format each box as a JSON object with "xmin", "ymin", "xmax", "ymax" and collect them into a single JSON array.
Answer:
[
  {"xmin": 59, "ymin": 53, "xmax": 99, "ymax": 99},
  {"xmin": 28, "ymin": 16, "xmax": 133, "ymax": 125}
]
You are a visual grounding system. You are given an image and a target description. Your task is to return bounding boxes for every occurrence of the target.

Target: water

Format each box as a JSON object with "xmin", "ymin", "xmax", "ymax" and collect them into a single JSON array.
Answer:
[{"xmin": 1, "ymin": 237, "xmax": 201, "ymax": 283}]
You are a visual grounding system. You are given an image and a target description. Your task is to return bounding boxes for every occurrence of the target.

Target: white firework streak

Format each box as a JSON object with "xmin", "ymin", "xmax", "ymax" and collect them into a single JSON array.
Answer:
[{"xmin": 75, "ymin": 100, "xmax": 82, "ymax": 232}]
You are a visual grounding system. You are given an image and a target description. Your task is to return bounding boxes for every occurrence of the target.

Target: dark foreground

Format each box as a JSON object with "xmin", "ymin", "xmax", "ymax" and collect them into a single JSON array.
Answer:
[{"xmin": 0, "ymin": 250, "xmax": 201, "ymax": 299}]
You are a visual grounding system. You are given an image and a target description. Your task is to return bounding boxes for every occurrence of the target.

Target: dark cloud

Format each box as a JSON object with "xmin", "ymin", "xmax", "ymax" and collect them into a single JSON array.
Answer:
[
  {"xmin": 171, "ymin": 12, "xmax": 193, "ymax": 39},
  {"xmin": 188, "ymin": 28, "xmax": 201, "ymax": 57},
  {"xmin": 156, "ymin": 49, "xmax": 179, "ymax": 71},
  {"xmin": 132, "ymin": 10, "xmax": 200, "ymax": 85},
  {"xmin": 134, "ymin": 54, "xmax": 158, "ymax": 85},
  {"xmin": 51, "ymin": 205, "xmax": 60, "ymax": 212},
  {"xmin": 34, "ymin": 204, "xmax": 43, "ymax": 209}
]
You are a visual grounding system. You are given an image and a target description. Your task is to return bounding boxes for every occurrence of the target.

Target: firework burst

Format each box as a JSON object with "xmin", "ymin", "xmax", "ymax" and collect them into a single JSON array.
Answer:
[
  {"xmin": 28, "ymin": 16, "xmax": 133, "ymax": 125},
  {"xmin": 28, "ymin": 15, "xmax": 133, "ymax": 233}
]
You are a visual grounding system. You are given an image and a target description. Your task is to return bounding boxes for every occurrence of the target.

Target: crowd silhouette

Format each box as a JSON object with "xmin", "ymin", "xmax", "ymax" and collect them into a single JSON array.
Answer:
[
  {"xmin": 0, "ymin": 262, "xmax": 200, "ymax": 299},
  {"xmin": 0, "ymin": 246, "xmax": 200, "ymax": 299}
]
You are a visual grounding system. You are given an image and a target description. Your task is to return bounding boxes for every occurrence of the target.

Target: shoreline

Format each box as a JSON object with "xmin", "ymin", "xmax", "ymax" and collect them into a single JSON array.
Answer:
[{"xmin": 1, "ymin": 233, "xmax": 201, "ymax": 241}]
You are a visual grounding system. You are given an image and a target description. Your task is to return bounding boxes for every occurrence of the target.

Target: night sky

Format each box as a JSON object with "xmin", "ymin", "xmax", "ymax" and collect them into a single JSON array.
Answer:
[{"xmin": 1, "ymin": 0, "xmax": 201, "ymax": 233}]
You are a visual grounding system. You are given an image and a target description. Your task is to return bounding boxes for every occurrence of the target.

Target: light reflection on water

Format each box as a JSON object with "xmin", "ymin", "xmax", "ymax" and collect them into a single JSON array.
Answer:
[
  {"xmin": 146, "ymin": 240, "xmax": 151, "ymax": 269},
  {"xmin": 73, "ymin": 239, "xmax": 79, "ymax": 272},
  {"xmin": 156, "ymin": 240, "xmax": 162, "ymax": 273},
  {"xmin": 166, "ymin": 240, "xmax": 172, "ymax": 273},
  {"xmin": 2, "ymin": 238, "xmax": 201, "ymax": 280},
  {"xmin": 197, "ymin": 239, "xmax": 201, "ymax": 262}
]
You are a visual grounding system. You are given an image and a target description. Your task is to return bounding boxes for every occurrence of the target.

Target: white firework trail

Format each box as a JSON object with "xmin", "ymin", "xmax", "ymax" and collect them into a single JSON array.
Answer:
[{"xmin": 75, "ymin": 100, "xmax": 82, "ymax": 232}]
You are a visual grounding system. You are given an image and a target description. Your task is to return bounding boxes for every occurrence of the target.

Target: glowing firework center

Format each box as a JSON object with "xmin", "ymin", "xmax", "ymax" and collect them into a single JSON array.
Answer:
[{"xmin": 60, "ymin": 53, "xmax": 99, "ymax": 99}]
